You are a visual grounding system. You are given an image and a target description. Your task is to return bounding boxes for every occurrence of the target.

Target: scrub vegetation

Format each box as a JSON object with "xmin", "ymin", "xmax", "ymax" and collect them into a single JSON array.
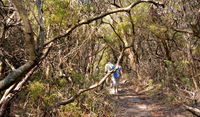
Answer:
[{"xmin": 0, "ymin": 0, "xmax": 200, "ymax": 116}]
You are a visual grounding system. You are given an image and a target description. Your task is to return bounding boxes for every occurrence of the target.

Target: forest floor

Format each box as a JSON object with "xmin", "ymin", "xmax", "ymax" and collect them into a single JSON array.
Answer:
[{"xmin": 111, "ymin": 81, "xmax": 192, "ymax": 117}]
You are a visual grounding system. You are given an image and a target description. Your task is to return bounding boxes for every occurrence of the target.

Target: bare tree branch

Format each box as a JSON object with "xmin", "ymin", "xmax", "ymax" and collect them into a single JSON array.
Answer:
[
  {"xmin": 4, "ymin": 59, "xmax": 15, "ymax": 70},
  {"xmin": 172, "ymin": 28, "xmax": 200, "ymax": 38},
  {"xmin": 0, "ymin": 0, "xmax": 40, "ymax": 91},
  {"xmin": 0, "ymin": 61, "xmax": 36, "ymax": 91},
  {"xmin": 36, "ymin": 0, "xmax": 45, "ymax": 54},
  {"xmin": 173, "ymin": 28, "xmax": 193, "ymax": 34},
  {"xmin": 0, "ymin": 0, "xmax": 159, "ymax": 91},
  {"xmin": 103, "ymin": 21, "xmax": 125, "ymax": 47},
  {"xmin": 0, "ymin": 65, "xmax": 38, "ymax": 116},
  {"xmin": 184, "ymin": 104, "xmax": 200, "ymax": 116},
  {"xmin": 44, "ymin": 0, "xmax": 164, "ymax": 46},
  {"xmin": 46, "ymin": 48, "xmax": 126, "ymax": 111},
  {"xmin": 0, "ymin": 44, "xmax": 52, "ymax": 116}
]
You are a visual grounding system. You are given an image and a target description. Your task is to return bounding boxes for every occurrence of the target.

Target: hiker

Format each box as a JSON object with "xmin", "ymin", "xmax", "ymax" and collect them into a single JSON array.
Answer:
[
  {"xmin": 105, "ymin": 62, "xmax": 113, "ymax": 73},
  {"xmin": 105, "ymin": 62, "xmax": 122, "ymax": 94},
  {"xmin": 105, "ymin": 62, "xmax": 113, "ymax": 86},
  {"xmin": 111, "ymin": 64, "xmax": 122, "ymax": 94}
]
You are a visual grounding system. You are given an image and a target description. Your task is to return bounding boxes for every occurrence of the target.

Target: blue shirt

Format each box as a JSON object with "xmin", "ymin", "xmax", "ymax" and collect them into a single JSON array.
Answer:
[{"xmin": 111, "ymin": 65, "xmax": 122, "ymax": 79}]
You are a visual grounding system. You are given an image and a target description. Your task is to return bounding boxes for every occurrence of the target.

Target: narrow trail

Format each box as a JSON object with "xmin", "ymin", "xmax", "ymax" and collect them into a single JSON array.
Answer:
[{"xmin": 112, "ymin": 81, "xmax": 191, "ymax": 117}]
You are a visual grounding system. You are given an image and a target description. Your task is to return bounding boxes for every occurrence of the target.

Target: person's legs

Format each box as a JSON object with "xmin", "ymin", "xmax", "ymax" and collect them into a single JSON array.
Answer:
[
  {"xmin": 115, "ymin": 78, "xmax": 120, "ymax": 94},
  {"xmin": 116, "ymin": 86, "xmax": 118, "ymax": 93},
  {"xmin": 111, "ymin": 77, "xmax": 117, "ymax": 94},
  {"xmin": 114, "ymin": 86, "xmax": 117, "ymax": 94},
  {"xmin": 111, "ymin": 77, "xmax": 121, "ymax": 94}
]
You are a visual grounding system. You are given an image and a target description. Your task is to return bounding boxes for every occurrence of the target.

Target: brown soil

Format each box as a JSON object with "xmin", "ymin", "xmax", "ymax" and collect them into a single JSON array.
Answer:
[{"xmin": 112, "ymin": 81, "xmax": 192, "ymax": 117}]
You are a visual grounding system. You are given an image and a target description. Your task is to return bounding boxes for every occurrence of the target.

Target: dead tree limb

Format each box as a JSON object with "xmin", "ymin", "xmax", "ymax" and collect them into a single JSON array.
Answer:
[
  {"xmin": 0, "ymin": 66, "xmax": 38, "ymax": 117},
  {"xmin": 46, "ymin": 48, "xmax": 126, "ymax": 111},
  {"xmin": 0, "ymin": 0, "xmax": 37, "ymax": 91},
  {"xmin": 0, "ymin": 45, "xmax": 52, "ymax": 116},
  {"xmin": 0, "ymin": 0, "xmax": 163, "ymax": 91},
  {"xmin": 184, "ymin": 105, "xmax": 200, "ymax": 117}
]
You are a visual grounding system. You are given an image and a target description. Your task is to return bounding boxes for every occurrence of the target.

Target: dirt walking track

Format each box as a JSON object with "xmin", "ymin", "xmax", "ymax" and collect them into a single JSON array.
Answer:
[{"xmin": 112, "ymin": 81, "xmax": 191, "ymax": 117}]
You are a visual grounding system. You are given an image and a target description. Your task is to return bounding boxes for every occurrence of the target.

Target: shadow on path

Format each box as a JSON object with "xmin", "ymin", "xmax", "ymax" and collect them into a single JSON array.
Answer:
[{"xmin": 112, "ymin": 81, "xmax": 190, "ymax": 117}]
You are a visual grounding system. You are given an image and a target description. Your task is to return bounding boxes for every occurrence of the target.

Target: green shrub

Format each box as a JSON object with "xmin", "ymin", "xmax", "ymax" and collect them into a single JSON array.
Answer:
[{"xmin": 29, "ymin": 81, "xmax": 45, "ymax": 100}]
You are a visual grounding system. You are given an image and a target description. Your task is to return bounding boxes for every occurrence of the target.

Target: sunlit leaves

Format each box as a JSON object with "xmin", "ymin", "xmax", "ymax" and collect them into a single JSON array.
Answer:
[
  {"xmin": 117, "ymin": 21, "xmax": 131, "ymax": 34},
  {"xmin": 29, "ymin": 81, "xmax": 45, "ymax": 99},
  {"xmin": 148, "ymin": 24, "xmax": 167, "ymax": 35},
  {"xmin": 42, "ymin": 0, "xmax": 82, "ymax": 34}
]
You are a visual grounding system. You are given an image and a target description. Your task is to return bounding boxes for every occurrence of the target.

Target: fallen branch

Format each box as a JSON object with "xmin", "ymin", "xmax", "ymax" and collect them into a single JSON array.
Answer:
[
  {"xmin": 47, "ymin": 72, "xmax": 112, "ymax": 110},
  {"xmin": 0, "ymin": 65, "xmax": 38, "ymax": 117},
  {"xmin": 0, "ymin": 44, "xmax": 52, "ymax": 116},
  {"xmin": 172, "ymin": 28, "xmax": 200, "ymax": 38},
  {"xmin": 184, "ymin": 104, "xmax": 200, "ymax": 116},
  {"xmin": 46, "ymin": 48, "xmax": 126, "ymax": 111},
  {"xmin": 0, "ymin": 60, "xmax": 36, "ymax": 91},
  {"xmin": 0, "ymin": 0, "xmax": 37, "ymax": 91}
]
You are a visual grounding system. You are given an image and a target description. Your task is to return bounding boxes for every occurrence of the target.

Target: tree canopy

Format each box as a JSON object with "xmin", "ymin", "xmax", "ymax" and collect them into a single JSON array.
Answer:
[{"xmin": 0, "ymin": 0, "xmax": 199, "ymax": 116}]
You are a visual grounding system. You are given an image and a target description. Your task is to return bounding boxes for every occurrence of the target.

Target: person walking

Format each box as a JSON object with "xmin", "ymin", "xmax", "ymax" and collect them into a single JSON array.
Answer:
[
  {"xmin": 105, "ymin": 62, "xmax": 122, "ymax": 94},
  {"xmin": 111, "ymin": 64, "xmax": 122, "ymax": 94}
]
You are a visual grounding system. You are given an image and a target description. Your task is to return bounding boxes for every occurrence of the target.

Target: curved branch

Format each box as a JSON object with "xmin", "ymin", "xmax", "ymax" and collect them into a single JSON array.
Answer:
[
  {"xmin": 48, "ymin": 72, "xmax": 111, "ymax": 110},
  {"xmin": 44, "ymin": 0, "xmax": 164, "ymax": 46},
  {"xmin": 0, "ymin": 0, "xmax": 45, "ymax": 91},
  {"xmin": 184, "ymin": 104, "xmax": 200, "ymax": 116},
  {"xmin": 103, "ymin": 21, "xmax": 125, "ymax": 47},
  {"xmin": 0, "ymin": 45, "xmax": 52, "ymax": 116},
  {"xmin": 172, "ymin": 28, "xmax": 200, "ymax": 38},
  {"xmin": 0, "ymin": 61, "xmax": 35, "ymax": 91},
  {"xmin": 46, "ymin": 48, "xmax": 126, "ymax": 111}
]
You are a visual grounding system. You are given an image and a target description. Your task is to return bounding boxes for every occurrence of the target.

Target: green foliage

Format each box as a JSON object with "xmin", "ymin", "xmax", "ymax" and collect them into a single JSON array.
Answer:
[
  {"xmin": 6, "ymin": 0, "xmax": 200, "ymax": 116},
  {"xmin": 164, "ymin": 60, "xmax": 173, "ymax": 65},
  {"xmin": 99, "ymin": 50, "xmax": 111, "ymax": 67},
  {"xmin": 180, "ymin": 77, "xmax": 190, "ymax": 85},
  {"xmin": 44, "ymin": 93, "xmax": 59, "ymax": 105},
  {"xmin": 148, "ymin": 24, "xmax": 167, "ymax": 35},
  {"xmin": 117, "ymin": 21, "xmax": 130, "ymax": 32},
  {"xmin": 43, "ymin": 0, "xmax": 79, "ymax": 30},
  {"xmin": 132, "ymin": 3, "xmax": 150, "ymax": 25},
  {"xmin": 59, "ymin": 78, "xmax": 68, "ymax": 86},
  {"xmin": 29, "ymin": 81, "xmax": 45, "ymax": 100},
  {"xmin": 147, "ymin": 79, "xmax": 154, "ymax": 85},
  {"xmin": 87, "ymin": 74, "xmax": 97, "ymax": 82},
  {"xmin": 163, "ymin": 13, "xmax": 174, "ymax": 20},
  {"xmin": 104, "ymin": 33, "xmax": 117, "ymax": 43},
  {"xmin": 162, "ymin": 58, "xmax": 194, "ymax": 91},
  {"xmin": 71, "ymin": 72, "xmax": 85, "ymax": 84},
  {"xmin": 61, "ymin": 102, "xmax": 81, "ymax": 112},
  {"xmin": 59, "ymin": 102, "xmax": 82, "ymax": 117},
  {"xmin": 174, "ymin": 33, "xmax": 184, "ymax": 40},
  {"xmin": 82, "ymin": 4, "xmax": 94, "ymax": 12},
  {"xmin": 134, "ymin": 2, "xmax": 150, "ymax": 13}
]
